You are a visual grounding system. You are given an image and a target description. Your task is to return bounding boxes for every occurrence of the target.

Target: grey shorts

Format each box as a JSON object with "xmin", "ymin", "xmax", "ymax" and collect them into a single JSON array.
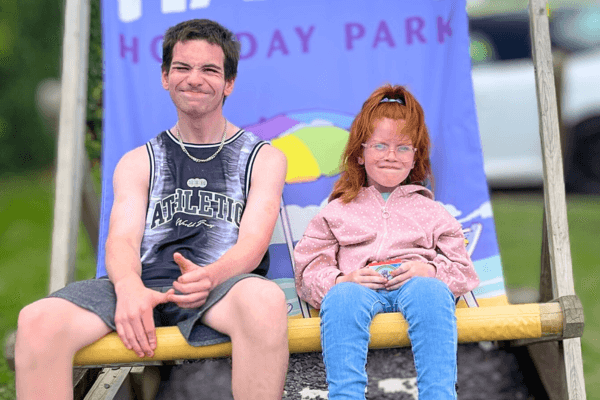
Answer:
[{"xmin": 48, "ymin": 274, "xmax": 265, "ymax": 346}]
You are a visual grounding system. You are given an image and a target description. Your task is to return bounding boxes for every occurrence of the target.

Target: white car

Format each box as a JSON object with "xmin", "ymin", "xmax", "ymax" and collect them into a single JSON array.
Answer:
[{"xmin": 470, "ymin": 7, "xmax": 600, "ymax": 193}]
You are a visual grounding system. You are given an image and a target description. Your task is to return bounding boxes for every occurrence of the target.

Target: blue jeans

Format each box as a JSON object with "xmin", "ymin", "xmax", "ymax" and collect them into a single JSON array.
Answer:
[{"xmin": 319, "ymin": 277, "xmax": 457, "ymax": 399}]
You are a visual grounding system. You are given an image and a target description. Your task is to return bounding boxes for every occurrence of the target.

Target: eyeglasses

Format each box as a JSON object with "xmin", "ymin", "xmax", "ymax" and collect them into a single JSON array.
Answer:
[{"xmin": 362, "ymin": 142, "xmax": 417, "ymax": 159}]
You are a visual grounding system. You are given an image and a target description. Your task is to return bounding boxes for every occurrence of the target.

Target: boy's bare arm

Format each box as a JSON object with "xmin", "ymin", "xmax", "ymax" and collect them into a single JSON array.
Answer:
[{"xmin": 105, "ymin": 146, "xmax": 172, "ymax": 357}]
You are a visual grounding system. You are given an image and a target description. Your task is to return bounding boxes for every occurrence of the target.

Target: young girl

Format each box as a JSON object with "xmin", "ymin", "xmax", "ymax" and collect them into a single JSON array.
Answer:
[{"xmin": 293, "ymin": 84, "xmax": 479, "ymax": 399}]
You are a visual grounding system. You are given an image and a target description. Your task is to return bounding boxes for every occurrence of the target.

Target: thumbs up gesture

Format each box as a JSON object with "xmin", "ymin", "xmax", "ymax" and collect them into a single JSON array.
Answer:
[{"xmin": 169, "ymin": 252, "xmax": 213, "ymax": 308}]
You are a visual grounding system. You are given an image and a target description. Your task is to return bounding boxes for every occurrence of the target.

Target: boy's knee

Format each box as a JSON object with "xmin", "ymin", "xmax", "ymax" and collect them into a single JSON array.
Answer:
[
  {"xmin": 260, "ymin": 283, "xmax": 288, "ymax": 335},
  {"xmin": 235, "ymin": 280, "xmax": 287, "ymax": 330},
  {"xmin": 18, "ymin": 300, "xmax": 79, "ymax": 344},
  {"xmin": 234, "ymin": 281, "xmax": 288, "ymax": 348},
  {"xmin": 18, "ymin": 303, "xmax": 51, "ymax": 338},
  {"xmin": 16, "ymin": 302, "xmax": 65, "ymax": 356},
  {"xmin": 252, "ymin": 280, "xmax": 287, "ymax": 315}
]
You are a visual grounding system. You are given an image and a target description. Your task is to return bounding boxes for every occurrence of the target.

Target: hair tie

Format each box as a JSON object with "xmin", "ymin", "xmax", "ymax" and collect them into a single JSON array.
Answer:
[{"xmin": 380, "ymin": 97, "xmax": 405, "ymax": 105}]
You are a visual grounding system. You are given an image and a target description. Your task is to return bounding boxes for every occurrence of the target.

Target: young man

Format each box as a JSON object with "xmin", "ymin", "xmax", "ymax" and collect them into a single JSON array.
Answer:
[{"xmin": 16, "ymin": 19, "xmax": 289, "ymax": 400}]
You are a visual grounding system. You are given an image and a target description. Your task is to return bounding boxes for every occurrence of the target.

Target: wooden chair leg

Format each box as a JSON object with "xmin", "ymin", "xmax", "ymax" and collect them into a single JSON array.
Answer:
[
  {"xmin": 73, "ymin": 368, "xmax": 101, "ymax": 400},
  {"xmin": 81, "ymin": 367, "xmax": 133, "ymax": 400},
  {"xmin": 75, "ymin": 366, "xmax": 161, "ymax": 400},
  {"xmin": 528, "ymin": 338, "xmax": 586, "ymax": 400},
  {"xmin": 527, "ymin": 207, "xmax": 586, "ymax": 399},
  {"xmin": 130, "ymin": 366, "xmax": 161, "ymax": 400}
]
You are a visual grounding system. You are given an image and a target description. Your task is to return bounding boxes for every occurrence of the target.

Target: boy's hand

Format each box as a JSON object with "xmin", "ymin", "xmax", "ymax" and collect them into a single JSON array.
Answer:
[
  {"xmin": 168, "ymin": 252, "xmax": 213, "ymax": 309},
  {"xmin": 114, "ymin": 275, "xmax": 174, "ymax": 358}
]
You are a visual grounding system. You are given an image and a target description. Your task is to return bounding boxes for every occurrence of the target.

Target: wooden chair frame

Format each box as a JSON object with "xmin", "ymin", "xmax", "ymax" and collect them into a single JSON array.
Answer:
[{"xmin": 5, "ymin": 0, "xmax": 586, "ymax": 398}]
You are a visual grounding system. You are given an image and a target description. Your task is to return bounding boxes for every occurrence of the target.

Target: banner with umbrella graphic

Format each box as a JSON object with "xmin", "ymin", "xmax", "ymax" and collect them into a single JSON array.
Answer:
[{"xmin": 99, "ymin": 0, "xmax": 506, "ymax": 316}]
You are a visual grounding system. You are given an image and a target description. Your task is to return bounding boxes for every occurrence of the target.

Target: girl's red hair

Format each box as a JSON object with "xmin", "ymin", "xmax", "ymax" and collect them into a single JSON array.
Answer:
[{"xmin": 329, "ymin": 84, "xmax": 433, "ymax": 203}]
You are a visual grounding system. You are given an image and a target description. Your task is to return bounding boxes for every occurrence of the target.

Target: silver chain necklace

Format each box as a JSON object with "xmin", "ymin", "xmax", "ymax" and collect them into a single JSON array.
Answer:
[{"xmin": 174, "ymin": 119, "xmax": 228, "ymax": 163}]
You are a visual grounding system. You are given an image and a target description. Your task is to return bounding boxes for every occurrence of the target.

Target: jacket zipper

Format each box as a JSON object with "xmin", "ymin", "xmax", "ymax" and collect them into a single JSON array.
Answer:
[{"xmin": 374, "ymin": 198, "xmax": 390, "ymax": 261}]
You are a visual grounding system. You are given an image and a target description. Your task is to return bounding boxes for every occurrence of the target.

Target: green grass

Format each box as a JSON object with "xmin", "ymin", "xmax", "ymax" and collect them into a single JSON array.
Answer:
[
  {"xmin": 0, "ymin": 172, "xmax": 598, "ymax": 398},
  {"xmin": 0, "ymin": 171, "xmax": 96, "ymax": 400},
  {"xmin": 492, "ymin": 190, "xmax": 600, "ymax": 396}
]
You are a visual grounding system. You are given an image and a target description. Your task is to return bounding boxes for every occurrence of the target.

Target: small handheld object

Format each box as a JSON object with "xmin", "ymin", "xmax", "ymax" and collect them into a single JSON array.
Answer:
[{"xmin": 368, "ymin": 258, "xmax": 403, "ymax": 280}]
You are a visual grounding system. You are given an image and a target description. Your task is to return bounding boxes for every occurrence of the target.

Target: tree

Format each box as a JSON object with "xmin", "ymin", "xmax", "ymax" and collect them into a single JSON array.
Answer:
[{"xmin": 0, "ymin": 0, "xmax": 102, "ymax": 175}]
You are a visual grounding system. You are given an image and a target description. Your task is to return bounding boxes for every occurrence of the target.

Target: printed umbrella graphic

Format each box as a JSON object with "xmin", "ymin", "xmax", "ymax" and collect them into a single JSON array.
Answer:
[
  {"xmin": 246, "ymin": 111, "xmax": 353, "ymax": 183},
  {"xmin": 245, "ymin": 110, "xmax": 354, "ymax": 317}
]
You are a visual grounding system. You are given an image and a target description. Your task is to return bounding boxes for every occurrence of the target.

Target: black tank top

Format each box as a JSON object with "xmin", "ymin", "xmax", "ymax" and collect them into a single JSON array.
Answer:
[{"xmin": 139, "ymin": 129, "xmax": 269, "ymax": 286}]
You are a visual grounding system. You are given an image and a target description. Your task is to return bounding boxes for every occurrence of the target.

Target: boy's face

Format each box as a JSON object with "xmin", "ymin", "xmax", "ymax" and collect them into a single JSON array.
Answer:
[
  {"xmin": 161, "ymin": 39, "xmax": 234, "ymax": 118},
  {"xmin": 359, "ymin": 118, "xmax": 416, "ymax": 193}
]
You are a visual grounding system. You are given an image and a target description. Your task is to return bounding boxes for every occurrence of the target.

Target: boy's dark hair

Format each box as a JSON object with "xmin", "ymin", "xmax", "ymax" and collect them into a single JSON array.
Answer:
[{"xmin": 162, "ymin": 19, "xmax": 240, "ymax": 82}]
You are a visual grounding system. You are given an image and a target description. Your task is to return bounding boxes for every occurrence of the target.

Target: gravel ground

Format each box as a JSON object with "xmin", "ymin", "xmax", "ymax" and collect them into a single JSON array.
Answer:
[{"xmin": 155, "ymin": 342, "xmax": 547, "ymax": 399}]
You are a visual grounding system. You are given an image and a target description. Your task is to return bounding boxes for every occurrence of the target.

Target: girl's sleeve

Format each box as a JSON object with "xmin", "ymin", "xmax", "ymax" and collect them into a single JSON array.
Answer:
[
  {"xmin": 430, "ymin": 213, "xmax": 480, "ymax": 298},
  {"xmin": 293, "ymin": 214, "xmax": 343, "ymax": 309}
]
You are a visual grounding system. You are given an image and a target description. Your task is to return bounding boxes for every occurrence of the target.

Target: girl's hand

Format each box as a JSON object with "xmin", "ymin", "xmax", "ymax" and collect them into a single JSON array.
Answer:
[
  {"xmin": 384, "ymin": 261, "xmax": 436, "ymax": 291},
  {"xmin": 336, "ymin": 268, "xmax": 388, "ymax": 290}
]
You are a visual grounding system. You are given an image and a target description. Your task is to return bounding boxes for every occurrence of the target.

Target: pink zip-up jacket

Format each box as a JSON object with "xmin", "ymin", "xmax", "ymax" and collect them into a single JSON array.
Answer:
[{"xmin": 293, "ymin": 185, "xmax": 480, "ymax": 308}]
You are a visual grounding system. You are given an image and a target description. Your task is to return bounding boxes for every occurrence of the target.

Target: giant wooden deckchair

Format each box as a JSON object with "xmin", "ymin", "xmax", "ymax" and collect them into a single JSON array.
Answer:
[{"xmin": 31, "ymin": 0, "xmax": 585, "ymax": 399}]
